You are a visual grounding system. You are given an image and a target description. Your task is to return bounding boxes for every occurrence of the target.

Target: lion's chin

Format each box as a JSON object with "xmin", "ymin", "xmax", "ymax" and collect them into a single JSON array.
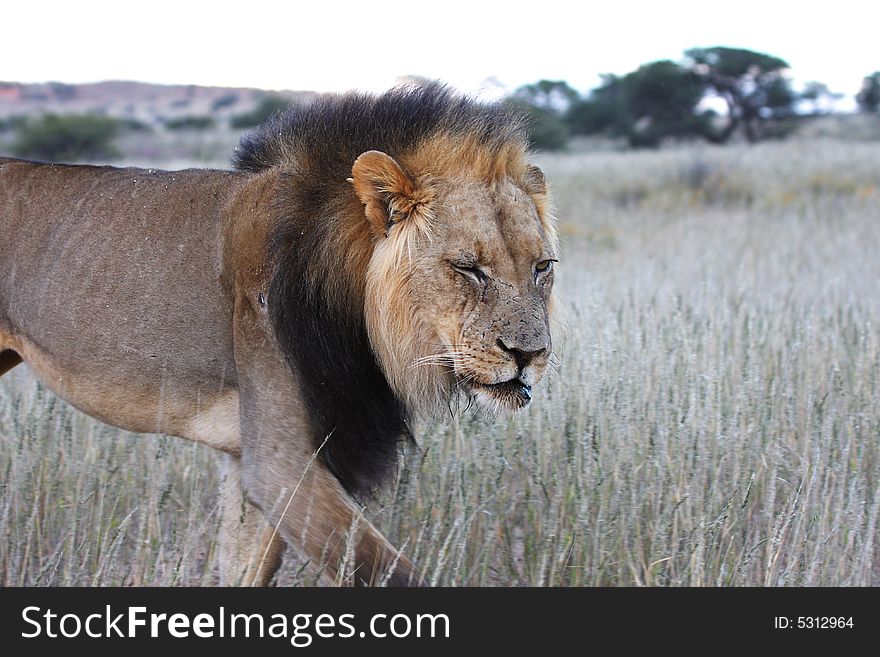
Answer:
[{"xmin": 468, "ymin": 378, "xmax": 533, "ymax": 413}]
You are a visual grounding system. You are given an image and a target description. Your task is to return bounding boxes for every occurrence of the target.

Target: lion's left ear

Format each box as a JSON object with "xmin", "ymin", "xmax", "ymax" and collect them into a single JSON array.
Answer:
[{"xmin": 349, "ymin": 150, "xmax": 432, "ymax": 239}]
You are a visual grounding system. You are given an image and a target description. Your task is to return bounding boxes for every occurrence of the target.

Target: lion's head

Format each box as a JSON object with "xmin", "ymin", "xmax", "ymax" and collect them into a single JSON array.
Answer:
[
  {"xmin": 234, "ymin": 82, "xmax": 558, "ymax": 493},
  {"xmin": 354, "ymin": 145, "xmax": 557, "ymax": 417}
]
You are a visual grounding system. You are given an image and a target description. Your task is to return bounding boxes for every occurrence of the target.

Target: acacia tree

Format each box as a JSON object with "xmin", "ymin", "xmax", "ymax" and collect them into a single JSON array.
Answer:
[
  {"xmin": 566, "ymin": 61, "xmax": 708, "ymax": 148},
  {"xmin": 616, "ymin": 60, "xmax": 708, "ymax": 147},
  {"xmin": 685, "ymin": 47, "xmax": 797, "ymax": 143}
]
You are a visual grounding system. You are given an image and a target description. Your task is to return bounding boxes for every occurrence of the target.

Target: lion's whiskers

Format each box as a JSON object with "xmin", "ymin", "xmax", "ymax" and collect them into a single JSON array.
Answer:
[{"xmin": 408, "ymin": 349, "xmax": 470, "ymax": 371}]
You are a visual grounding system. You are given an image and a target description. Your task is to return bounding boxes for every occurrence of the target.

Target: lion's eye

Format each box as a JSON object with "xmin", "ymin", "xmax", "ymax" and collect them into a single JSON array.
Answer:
[
  {"xmin": 535, "ymin": 259, "xmax": 555, "ymax": 274},
  {"xmin": 452, "ymin": 262, "xmax": 487, "ymax": 284}
]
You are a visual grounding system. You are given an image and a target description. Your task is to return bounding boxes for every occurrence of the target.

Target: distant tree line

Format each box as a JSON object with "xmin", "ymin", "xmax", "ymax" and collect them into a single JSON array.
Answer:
[
  {"xmin": 3, "ymin": 58, "xmax": 878, "ymax": 162},
  {"xmin": 513, "ymin": 47, "xmax": 879, "ymax": 150}
]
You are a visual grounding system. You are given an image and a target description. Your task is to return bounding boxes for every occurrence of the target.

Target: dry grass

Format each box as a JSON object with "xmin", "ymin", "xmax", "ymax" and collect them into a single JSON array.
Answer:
[{"xmin": 2, "ymin": 138, "xmax": 878, "ymax": 586}]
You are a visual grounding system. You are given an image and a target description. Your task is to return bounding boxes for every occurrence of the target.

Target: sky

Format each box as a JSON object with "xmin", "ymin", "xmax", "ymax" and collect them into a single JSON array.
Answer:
[{"xmin": 3, "ymin": 1, "xmax": 877, "ymax": 102}]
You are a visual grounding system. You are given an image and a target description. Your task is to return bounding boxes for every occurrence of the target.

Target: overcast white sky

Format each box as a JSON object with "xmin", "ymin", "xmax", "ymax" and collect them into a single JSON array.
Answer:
[{"xmin": 3, "ymin": 1, "xmax": 877, "ymax": 101}]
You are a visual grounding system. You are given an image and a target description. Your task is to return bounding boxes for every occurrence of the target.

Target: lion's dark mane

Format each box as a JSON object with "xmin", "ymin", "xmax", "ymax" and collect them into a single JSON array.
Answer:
[
  {"xmin": 233, "ymin": 82, "xmax": 526, "ymax": 177},
  {"xmin": 233, "ymin": 83, "xmax": 527, "ymax": 496}
]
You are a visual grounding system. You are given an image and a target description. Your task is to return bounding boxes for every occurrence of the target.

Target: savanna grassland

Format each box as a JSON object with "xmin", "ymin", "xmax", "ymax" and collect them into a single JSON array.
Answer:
[{"xmin": 1, "ymin": 135, "xmax": 878, "ymax": 586}]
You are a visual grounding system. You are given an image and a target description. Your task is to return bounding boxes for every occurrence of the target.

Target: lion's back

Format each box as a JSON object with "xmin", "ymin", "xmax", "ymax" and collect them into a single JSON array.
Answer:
[{"xmin": 0, "ymin": 159, "xmax": 243, "ymax": 386}]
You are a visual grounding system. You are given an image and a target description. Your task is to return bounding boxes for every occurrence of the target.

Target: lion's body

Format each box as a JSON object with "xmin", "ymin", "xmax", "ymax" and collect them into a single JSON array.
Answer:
[
  {"xmin": 0, "ymin": 84, "xmax": 557, "ymax": 586},
  {"xmin": 0, "ymin": 160, "xmax": 243, "ymax": 451}
]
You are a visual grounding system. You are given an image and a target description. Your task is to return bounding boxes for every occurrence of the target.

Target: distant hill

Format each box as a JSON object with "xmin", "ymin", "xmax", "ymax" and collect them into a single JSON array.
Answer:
[
  {"xmin": 0, "ymin": 81, "xmax": 321, "ymax": 167},
  {"xmin": 0, "ymin": 80, "xmax": 316, "ymax": 125}
]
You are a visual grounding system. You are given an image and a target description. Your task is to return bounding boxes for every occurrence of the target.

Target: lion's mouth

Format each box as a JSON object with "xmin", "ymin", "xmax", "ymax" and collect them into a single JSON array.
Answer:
[{"xmin": 469, "ymin": 377, "xmax": 533, "ymax": 409}]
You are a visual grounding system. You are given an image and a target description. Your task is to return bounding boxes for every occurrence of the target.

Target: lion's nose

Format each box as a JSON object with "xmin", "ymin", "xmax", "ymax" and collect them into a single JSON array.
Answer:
[{"xmin": 496, "ymin": 338, "xmax": 548, "ymax": 371}]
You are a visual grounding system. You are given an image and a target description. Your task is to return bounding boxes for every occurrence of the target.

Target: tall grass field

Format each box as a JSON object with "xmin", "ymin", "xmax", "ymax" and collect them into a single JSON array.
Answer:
[{"xmin": 1, "ymin": 138, "xmax": 878, "ymax": 586}]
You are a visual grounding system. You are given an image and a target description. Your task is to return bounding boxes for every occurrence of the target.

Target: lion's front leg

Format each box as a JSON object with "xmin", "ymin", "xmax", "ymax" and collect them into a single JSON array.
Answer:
[
  {"xmin": 218, "ymin": 453, "xmax": 285, "ymax": 586},
  {"xmin": 231, "ymin": 300, "xmax": 422, "ymax": 586}
]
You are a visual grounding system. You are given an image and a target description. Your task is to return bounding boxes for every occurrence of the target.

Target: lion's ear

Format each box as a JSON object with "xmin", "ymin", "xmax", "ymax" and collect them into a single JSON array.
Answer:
[
  {"xmin": 350, "ymin": 151, "xmax": 430, "ymax": 238},
  {"xmin": 524, "ymin": 164, "xmax": 546, "ymax": 197},
  {"xmin": 524, "ymin": 164, "xmax": 550, "ymax": 220}
]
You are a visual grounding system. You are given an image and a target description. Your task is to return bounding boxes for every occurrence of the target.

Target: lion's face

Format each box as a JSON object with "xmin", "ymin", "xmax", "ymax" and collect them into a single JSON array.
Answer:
[
  {"xmin": 407, "ymin": 179, "xmax": 555, "ymax": 412},
  {"xmin": 355, "ymin": 150, "xmax": 557, "ymax": 416}
]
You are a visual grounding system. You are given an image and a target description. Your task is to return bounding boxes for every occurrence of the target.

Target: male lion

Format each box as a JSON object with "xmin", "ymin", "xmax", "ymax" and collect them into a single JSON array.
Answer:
[{"xmin": 0, "ymin": 83, "xmax": 558, "ymax": 586}]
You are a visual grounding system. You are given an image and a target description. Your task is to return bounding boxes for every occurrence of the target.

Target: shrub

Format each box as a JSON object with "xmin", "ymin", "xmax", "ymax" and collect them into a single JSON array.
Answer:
[
  {"xmin": 164, "ymin": 116, "xmax": 215, "ymax": 131},
  {"xmin": 12, "ymin": 113, "xmax": 120, "ymax": 162},
  {"xmin": 0, "ymin": 116, "xmax": 27, "ymax": 133},
  {"xmin": 211, "ymin": 93, "xmax": 240, "ymax": 111},
  {"xmin": 118, "ymin": 118, "xmax": 152, "ymax": 132}
]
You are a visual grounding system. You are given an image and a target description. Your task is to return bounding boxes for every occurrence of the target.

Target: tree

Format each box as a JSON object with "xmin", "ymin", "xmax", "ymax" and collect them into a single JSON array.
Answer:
[
  {"xmin": 856, "ymin": 72, "xmax": 880, "ymax": 113},
  {"xmin": 510, "ymin": 80, "xmax": 577, "ymax": 151},
  {"xmin": 507, "ymin": 98, "xmax": 570, "ymax": 151},
  {"xmin": 799, "ymin": 82, "xmax": 842, "ymax": 115},
  {"xmin": 617, "ymin": 60, "xmax": 709, "ymax": 147},
  {"xmin": 685, "ymin": 47, "xmax": 797, "ymax": 143},
  {"xmin": 12, "ymin": 113, "xmax": 120, "ymax": 162},
  {"xmin": 513, "ymin": 80, "xmax": 580, "ymax": 113},
  {"xmin": 566, "ymin": 62, "xmax": 708, "ymax": 148},
  {"xmin": 565, "ymin": 74, "xmax": 623, "ymax": 137}
]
